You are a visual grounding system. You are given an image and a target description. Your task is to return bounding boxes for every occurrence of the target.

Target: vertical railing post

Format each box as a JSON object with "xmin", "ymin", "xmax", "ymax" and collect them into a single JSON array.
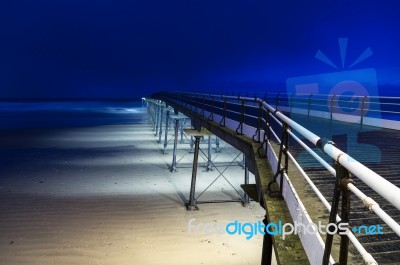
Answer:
[
  {"xmin": 308, "ymin": 94, "xmax": 313, "ymax": 117},
  {"xmin": 322, "ymin": 158, "xmax": 353, "ymax": 265},
  {"xmin": 281, "ymin": 123, "xmax": 289, "ymax": 189},
  {"xmin": 266, "ymin": 109, "xmax": 271, "ymax": 142},
  {"xmin": 330, "ymin": 94, "xmax": 336, "ymax": 120},
  {"xmin": 236, "ymin": 99, "xmax": 245, "ymax": 135},
  {"xmin": 257, "ymin": 104, "xmax": 269, "ymax": 157},
  {"xmin": 267, "ymin": 122, "xmax": 289, "ymax": 198},
  {"xmin": 323, "ymin": 178, "xmax": 340, "ymax": 263},
  {"xmin": 220, "ymin": 97, "xmax": 227, "ymax": 127},
  {"xmin": 208, "ymin": 96, "xmax": 215, "ymax": 121},
  {"xmin": 360, "ymin": 96, "xmax": 368, "ymax": 125},
  {"xmin": 241, "ymin": 98, "xmax": 245, "ymax": 134},
  {"xmin": 201, "ymin": 95, "xmax": 205, "ymax": 117},
  {"xmin": 253, "ymin": 101, "xmax": 263, "ymax": 142},
  {"xmin": 339, "ymin": 163, "xmax": 352, "ymax": 265}
]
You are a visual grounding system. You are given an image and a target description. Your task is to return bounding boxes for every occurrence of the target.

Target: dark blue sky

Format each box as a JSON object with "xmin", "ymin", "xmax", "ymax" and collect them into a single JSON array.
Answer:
[{"xmin": 1, "ymin": 0, "xmax": 399, "ymax": 98}]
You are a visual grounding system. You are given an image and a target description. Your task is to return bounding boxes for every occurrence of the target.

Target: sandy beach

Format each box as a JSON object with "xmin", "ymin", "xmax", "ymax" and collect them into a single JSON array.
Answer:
[{"xmin": 0, "ymin": 107, "xmax": 269, "ymax": 265}]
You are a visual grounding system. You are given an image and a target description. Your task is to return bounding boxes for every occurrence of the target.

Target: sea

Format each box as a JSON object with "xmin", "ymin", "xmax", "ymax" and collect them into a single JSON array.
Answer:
[{"xmin": 0, "ymin": 99, "xmax": 146, "ymax": 131}]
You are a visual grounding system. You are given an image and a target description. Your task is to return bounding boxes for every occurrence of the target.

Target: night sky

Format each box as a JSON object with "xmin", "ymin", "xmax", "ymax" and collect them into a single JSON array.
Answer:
[{"xmin": 1, "ymin": 0, "xmax": 399, "ymax": 98}]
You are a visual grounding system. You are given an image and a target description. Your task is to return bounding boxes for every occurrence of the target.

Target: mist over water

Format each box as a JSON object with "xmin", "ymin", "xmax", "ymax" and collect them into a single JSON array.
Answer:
[{"xmin": 0, "ymin": 100, "xmax": 145, "ymax": 131}]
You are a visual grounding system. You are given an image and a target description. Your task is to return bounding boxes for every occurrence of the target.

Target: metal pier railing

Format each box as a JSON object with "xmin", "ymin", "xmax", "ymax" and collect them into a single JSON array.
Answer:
[{"xmin": 149, "ymin": 91, "xmax": 400, "ymax": 265}]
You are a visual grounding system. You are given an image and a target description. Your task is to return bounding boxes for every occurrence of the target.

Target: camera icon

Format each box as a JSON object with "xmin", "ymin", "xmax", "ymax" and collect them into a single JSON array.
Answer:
[
  {"xmin": 286, "ymin": 68, "xmax": 381, "ymax": 123},
  {"xmin": 285, "ymin": 38, "xmax": 381, "ymax": 164}
]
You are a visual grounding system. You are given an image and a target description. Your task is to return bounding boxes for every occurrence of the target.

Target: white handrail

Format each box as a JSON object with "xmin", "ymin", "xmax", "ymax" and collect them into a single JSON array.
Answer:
[{"xmin": 256, "ymin": 97, "xmax": 400, "ymax": 211}]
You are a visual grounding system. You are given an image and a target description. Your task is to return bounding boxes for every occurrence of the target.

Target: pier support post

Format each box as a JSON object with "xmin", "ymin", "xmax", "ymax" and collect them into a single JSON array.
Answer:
[
  {"xmin": 180, "ymin": 118, "xmax": 185, "ymax": 143},
  {"xmin": 184, "ymin": 128, "xmax": 212, "ymax": 210},
  {"xmin": 189, "ymin": 136, "xmax": 194, "ymax": 153},
  {"xmin": 170, "ymin": 117, "xmax": 180, "ymax": 172},
  {"xmin": 206, "ymin": 135, "xmax": 212, "ymax": 171},
  {"xmin": 169, "ymin": 114, "xmax": 187, "ymax": 171},
  {"xmin": 163, "ymin": 109, "xmax": 170, "ymax": 154},
  {"xmin": 243, "ymin": 158, "xmax": 250, "ymax": 205},
  {"xmin": 240, "ymin": 152, "xmax": 245, "ymax": 168},
  {"xmin": 155, "ymin": 102, "xmax": 160, "ymax": 135},
  {"xmin": 215, "ymin": 137, "xmax": 220, "ymax": 152},
  {"xmin": 158, "ymin": 106, "xmax": 164, "ymax": 143},
  {"xmin": 261, "ymin": 215, "xmax": 273, "ymax": 265},
  {"xmin": 186, "ymin": 135, "xmax": 202, "ymax": 211}
]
